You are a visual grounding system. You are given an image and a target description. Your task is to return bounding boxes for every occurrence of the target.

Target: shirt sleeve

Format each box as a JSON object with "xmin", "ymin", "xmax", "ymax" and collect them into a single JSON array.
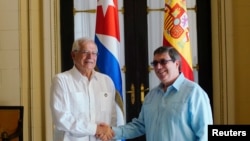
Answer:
[
  {"xmin": 189, "ymin": 85, "xmax": 213, "ymax": 141},
  {"xmin": 50, "ymin": 75, "xmax": 97, "ymax": 137},
  {"xmin": 112, "ymin": 111, "xmax": 145, "ymax": 139}
]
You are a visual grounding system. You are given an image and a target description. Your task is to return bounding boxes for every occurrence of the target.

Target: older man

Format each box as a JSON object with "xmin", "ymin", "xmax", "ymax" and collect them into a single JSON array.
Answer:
[{"xmin": 50, "ymin": 37, "xmax": 115, "ymax": 141}]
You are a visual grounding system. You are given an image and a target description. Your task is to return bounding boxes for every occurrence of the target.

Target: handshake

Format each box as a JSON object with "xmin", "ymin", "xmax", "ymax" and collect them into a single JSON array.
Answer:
[{"xmin": 96, "ymin": 123, "xmax": 114, "ymax": 141}]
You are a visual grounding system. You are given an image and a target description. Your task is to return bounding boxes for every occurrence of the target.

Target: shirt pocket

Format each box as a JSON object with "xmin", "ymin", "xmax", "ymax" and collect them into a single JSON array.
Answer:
[
  {"xmin": 69, "ymin": 91, "xmax": 89, "ymax": 115},
  {"xmin": 161, "ymin": 100, "xmax": 187, "ymax": 120},
  {"xmin": 100, "ymin": 92, "xmax": 113, "ymax": 111}
]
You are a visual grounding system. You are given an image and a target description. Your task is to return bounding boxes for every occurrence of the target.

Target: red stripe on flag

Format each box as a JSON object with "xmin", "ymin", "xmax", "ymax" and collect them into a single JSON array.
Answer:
[{"xmin": 95, "ymin": 1, "xmax": 120, "ymax": 41}]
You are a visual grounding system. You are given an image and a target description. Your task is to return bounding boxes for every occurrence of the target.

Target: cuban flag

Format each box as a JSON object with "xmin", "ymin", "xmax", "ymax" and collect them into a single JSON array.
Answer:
[{"xmin": 95, "ymin": 0, "xmax": 125, "ymax": 129}]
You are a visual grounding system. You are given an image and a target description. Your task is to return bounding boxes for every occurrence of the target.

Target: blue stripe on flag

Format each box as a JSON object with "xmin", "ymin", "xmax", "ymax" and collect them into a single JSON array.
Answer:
[{"xmin": 95, "ymin": 35, "xmax": 123, "ymax": 97}]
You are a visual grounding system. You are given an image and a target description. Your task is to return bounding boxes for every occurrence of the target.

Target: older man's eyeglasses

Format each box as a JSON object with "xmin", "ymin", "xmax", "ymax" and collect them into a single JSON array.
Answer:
[
  {"xmin": 150, "ymin": 59, "xmax": 173, "ymax": 67},
  {"xmin": 76, "ymin": 50, "xmax": 98, "ymax": 56}
]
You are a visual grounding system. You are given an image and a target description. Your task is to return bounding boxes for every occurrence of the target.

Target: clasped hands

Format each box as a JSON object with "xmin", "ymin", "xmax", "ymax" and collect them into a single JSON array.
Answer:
[{"xmin": 96, "ymin": 123, "xmax": 114, "ymax": 141}]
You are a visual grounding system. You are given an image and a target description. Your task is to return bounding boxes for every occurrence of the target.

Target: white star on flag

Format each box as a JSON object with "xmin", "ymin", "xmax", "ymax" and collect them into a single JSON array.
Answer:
[{"xmin": 97, "ymin": 0, "xmax": 115, "ymax": 15}]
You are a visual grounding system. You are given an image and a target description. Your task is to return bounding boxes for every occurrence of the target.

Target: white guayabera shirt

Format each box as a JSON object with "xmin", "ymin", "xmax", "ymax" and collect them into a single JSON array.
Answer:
[{"xmin": 50, "ymin": 66, "xmax": 117, "ymax": 141}]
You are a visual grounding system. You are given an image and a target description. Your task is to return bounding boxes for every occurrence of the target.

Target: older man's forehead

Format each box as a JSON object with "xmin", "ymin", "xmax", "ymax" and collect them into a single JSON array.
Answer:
[{"xmin": 80, "ymin": 41, "xmax": 97, "ymax": 49}]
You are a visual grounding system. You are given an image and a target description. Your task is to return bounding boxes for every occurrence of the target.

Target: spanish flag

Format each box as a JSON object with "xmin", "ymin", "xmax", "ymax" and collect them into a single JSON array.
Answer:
[{"xmin": 163, "ymin": 0, "xmax": 194, "ymax": 81}]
